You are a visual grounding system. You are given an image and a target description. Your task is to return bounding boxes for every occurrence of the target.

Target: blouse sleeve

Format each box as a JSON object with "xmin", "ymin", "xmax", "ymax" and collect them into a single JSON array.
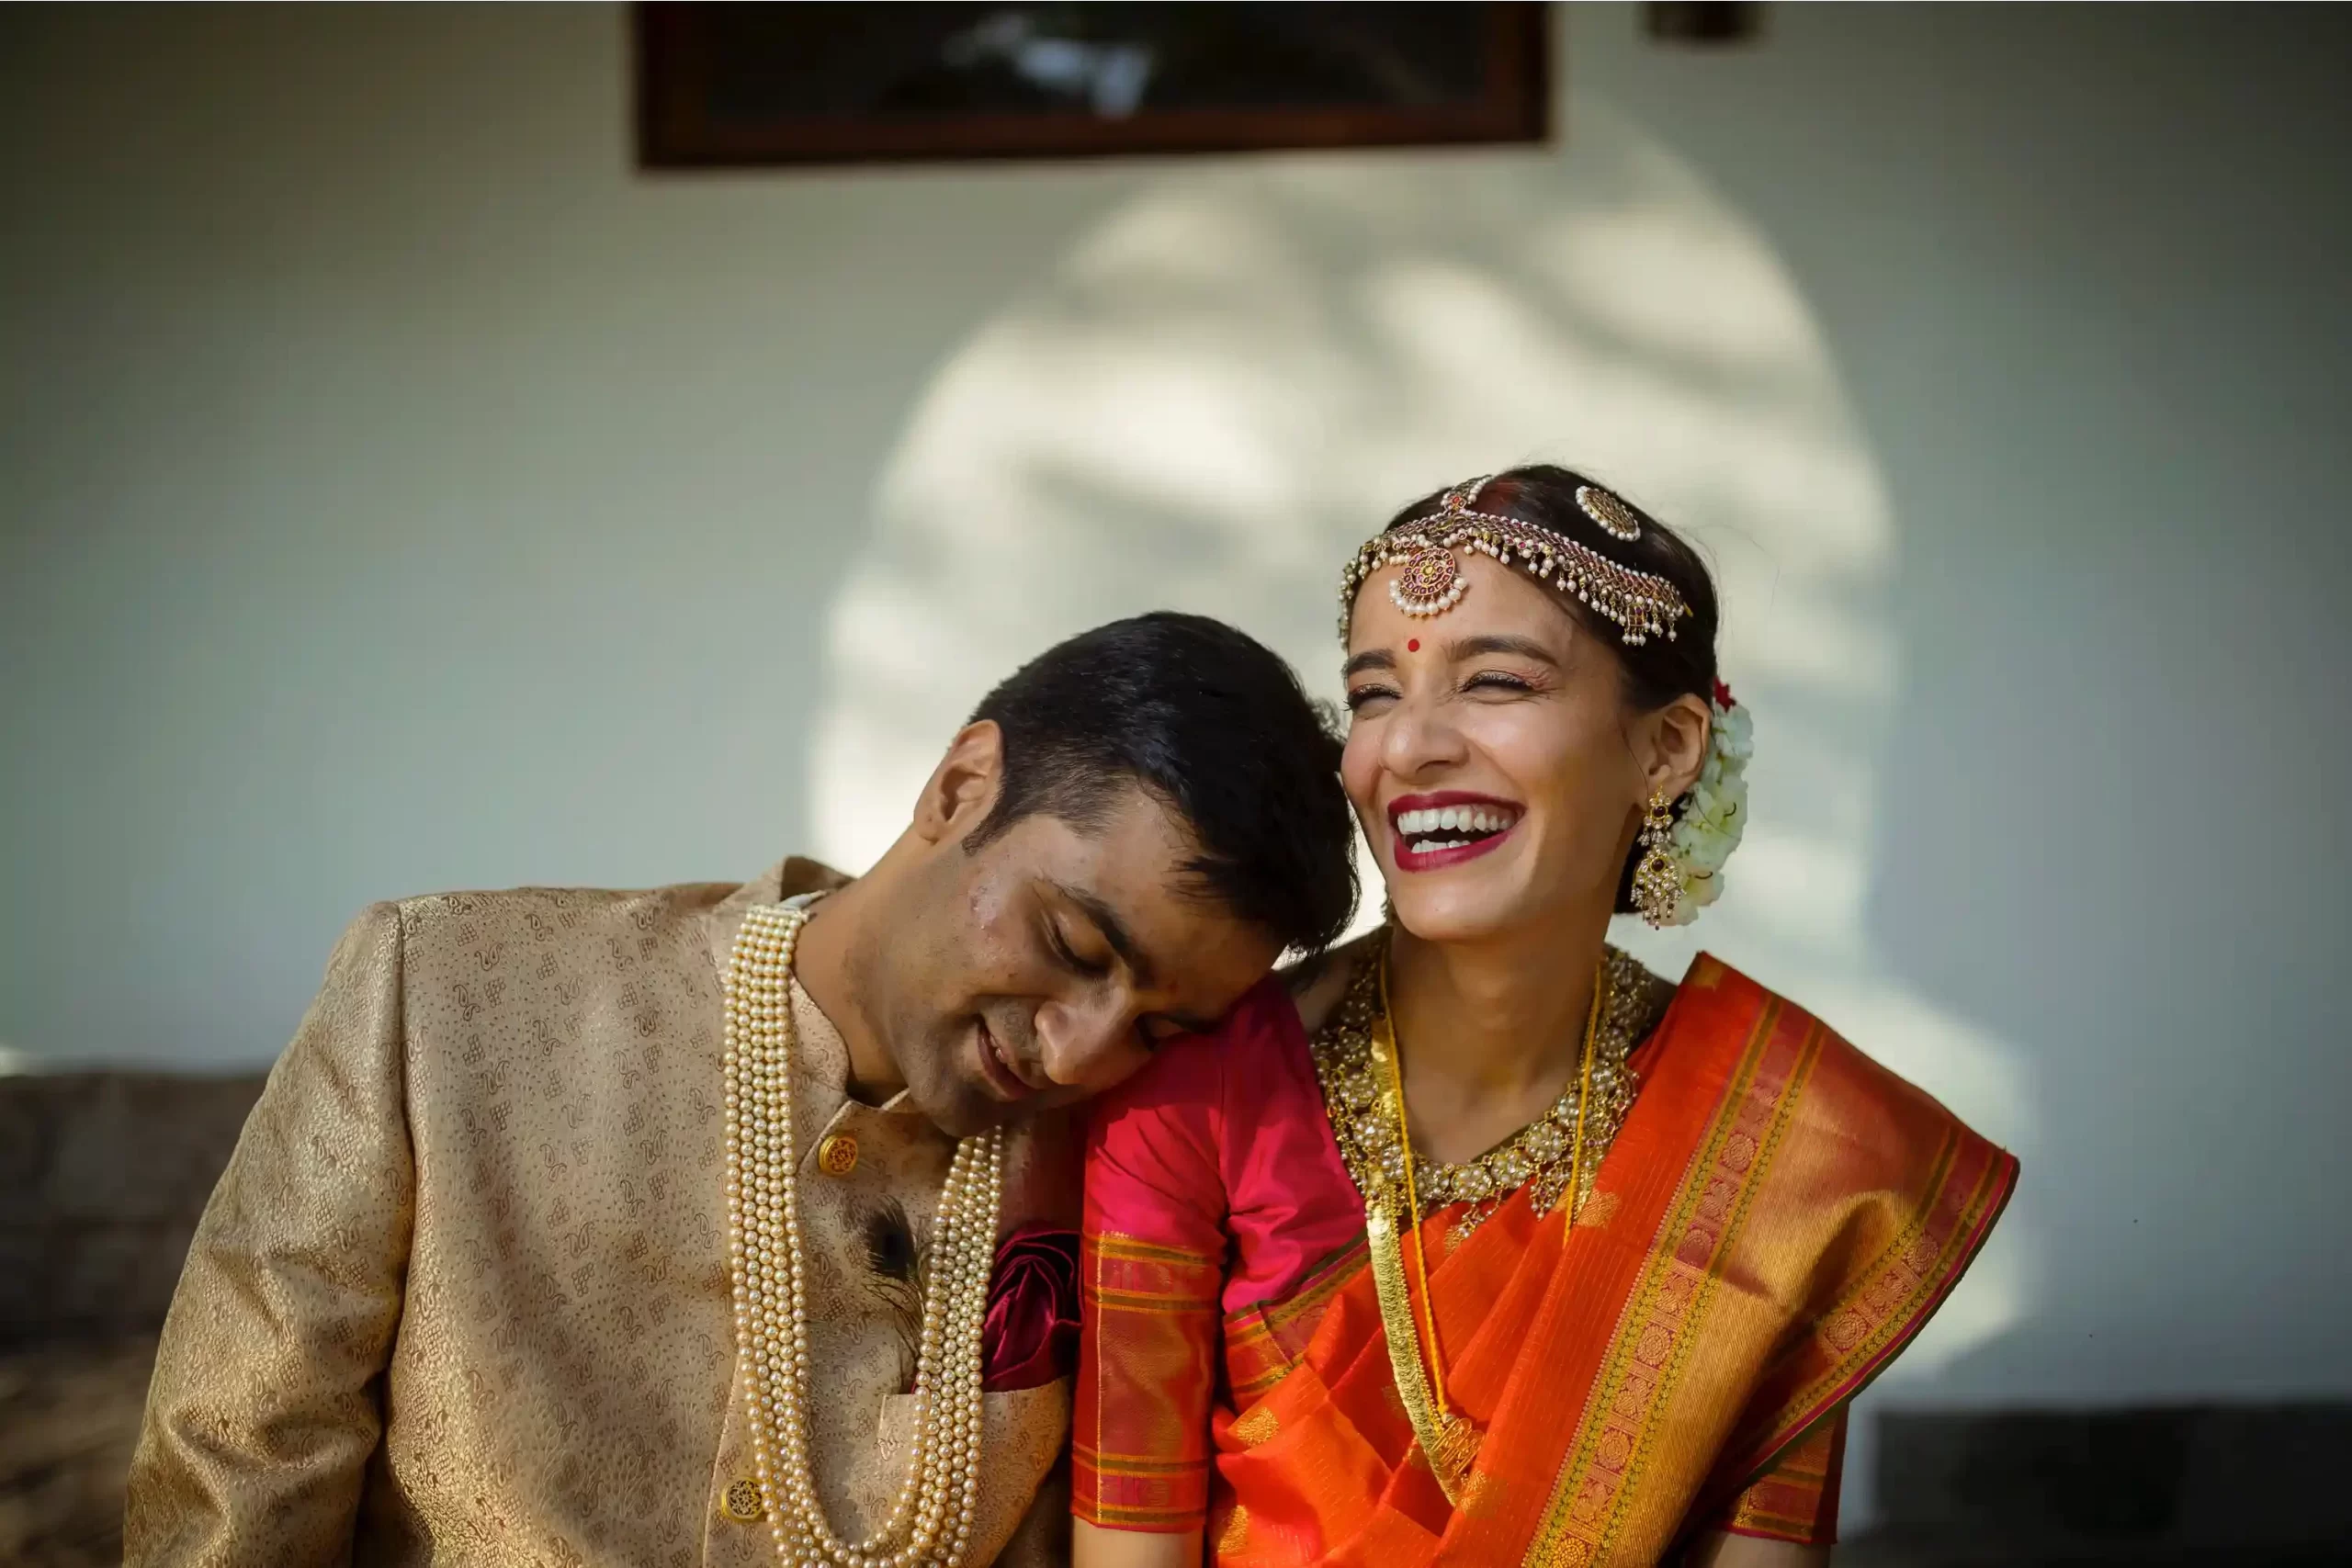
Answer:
[
  {"xmin": 1071, "ymin": 1024, "xmax": 1234, "ymax": 1535},
  {"xmin": 1704, "ymin": 1406, "xmax": 1849, "ymax": 1545}
]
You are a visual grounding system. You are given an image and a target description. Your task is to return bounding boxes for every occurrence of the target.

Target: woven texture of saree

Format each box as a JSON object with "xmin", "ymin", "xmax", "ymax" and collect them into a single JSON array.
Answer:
[{"xmin": 1075, "ymin": 953, "xmax": 2018, "ymax": 1564}]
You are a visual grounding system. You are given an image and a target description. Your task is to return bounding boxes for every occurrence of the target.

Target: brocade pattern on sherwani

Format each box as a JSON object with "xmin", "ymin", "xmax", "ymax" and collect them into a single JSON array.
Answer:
[{"xmin": 126, "ymin": 859, "xmax": 1078, "ymax": 1568}]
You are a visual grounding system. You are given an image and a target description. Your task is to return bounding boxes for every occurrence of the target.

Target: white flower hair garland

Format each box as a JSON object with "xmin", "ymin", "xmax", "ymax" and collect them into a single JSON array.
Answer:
[{"xmin": 1659, "ymin": 681, "xmax": 1752, "ymax": 926}]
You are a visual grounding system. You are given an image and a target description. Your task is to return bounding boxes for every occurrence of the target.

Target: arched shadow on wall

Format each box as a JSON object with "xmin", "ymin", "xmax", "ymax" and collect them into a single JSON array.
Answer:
[{"xmin": 808, "ymin": 98, "xmax": 2041, "ymax": 1524}]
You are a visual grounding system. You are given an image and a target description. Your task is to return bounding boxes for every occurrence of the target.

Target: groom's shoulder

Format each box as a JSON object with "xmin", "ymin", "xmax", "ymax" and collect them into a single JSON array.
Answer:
[{"xmin": 383, "ymin": 874, "xmax": 741, "ymax": 973}]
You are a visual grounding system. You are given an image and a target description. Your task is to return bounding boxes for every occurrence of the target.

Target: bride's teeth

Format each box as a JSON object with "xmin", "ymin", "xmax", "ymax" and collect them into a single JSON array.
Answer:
[{"xmin": 1394, "ymin": 805, "xmax": 1522, "ymax": 845}]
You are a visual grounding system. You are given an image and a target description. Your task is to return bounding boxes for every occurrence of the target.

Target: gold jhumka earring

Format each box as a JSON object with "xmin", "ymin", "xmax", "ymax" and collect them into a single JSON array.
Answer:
[{"xmin": 1633, "ymin": 789, "xmax": 1682, "ymax": 929}]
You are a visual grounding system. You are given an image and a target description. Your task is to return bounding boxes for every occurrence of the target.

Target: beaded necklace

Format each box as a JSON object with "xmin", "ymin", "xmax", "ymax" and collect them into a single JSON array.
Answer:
[{"xmin": 724, "ymin": 901, "xmax": 1000, "ymax": 1568}]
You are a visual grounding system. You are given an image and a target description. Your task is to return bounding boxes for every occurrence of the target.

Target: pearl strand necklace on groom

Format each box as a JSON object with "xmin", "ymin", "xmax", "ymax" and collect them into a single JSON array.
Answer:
[{"xmin": 723, "ymin": 900, "xmax": 1004, "ymax": 1568}]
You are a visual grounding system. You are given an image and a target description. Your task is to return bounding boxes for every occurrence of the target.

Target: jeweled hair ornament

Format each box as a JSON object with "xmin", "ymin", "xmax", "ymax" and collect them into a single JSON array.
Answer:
[{"xmin": 1337, "ymin": 476, "xmax": 1691, "ymax": 645}]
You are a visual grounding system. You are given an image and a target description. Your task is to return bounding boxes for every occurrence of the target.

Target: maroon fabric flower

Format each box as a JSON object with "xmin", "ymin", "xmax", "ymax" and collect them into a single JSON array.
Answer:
[{"xmin": 980, "ymin": 1224, "xmax": 1080, "ymax": 1393}]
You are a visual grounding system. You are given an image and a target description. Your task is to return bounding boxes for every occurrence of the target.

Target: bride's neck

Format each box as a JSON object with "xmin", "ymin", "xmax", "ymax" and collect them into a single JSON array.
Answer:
[{"xmin": 1385, "ymin": 899, "xmax": 1613, "ymax": 1104}]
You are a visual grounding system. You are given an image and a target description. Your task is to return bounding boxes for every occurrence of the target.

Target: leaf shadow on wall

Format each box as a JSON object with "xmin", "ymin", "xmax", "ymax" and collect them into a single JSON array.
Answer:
[{"xmin": 809, "ymin": 97, "xmax": 2041, "ymax": 1526}]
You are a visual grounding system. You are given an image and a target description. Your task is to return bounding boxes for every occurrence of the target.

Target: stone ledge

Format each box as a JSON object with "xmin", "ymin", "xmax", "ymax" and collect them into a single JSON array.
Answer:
[
  {"xmin": 0, "ymin": 1336, "xmax": 156, "ymax": 1568},
  {"xmin": 0, "ymin": 1072, "xmax": 262, "ymax": 1346},
  {"xmin": 1870, "ymin": 1404, "xmax": 2352, "ymax": 1554}
]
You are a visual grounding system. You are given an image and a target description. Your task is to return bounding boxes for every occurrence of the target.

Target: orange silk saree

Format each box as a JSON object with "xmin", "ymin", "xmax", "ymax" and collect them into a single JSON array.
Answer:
[{"xmin": 1074, "ymin": 951, "xmax": 2017, "ymax": 1565}]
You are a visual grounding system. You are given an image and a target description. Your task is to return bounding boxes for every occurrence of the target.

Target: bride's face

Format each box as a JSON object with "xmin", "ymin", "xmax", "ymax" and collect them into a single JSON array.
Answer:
[{"xmin": 1342, "ymin": 554, "xmax": 1660, "ymax": 944}]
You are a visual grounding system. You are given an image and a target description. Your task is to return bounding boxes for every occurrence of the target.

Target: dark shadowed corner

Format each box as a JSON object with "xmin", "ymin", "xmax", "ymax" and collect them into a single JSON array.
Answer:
[{"xmin": 0, "ymin": 1072, "xmax": 265, "ymax": 1567}]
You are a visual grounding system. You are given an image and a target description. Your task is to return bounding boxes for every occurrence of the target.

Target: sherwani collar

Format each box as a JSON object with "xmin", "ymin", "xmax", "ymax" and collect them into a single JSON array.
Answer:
[
  {"xmin": 702, "ymin": 855, "xmax": 846, "ymax": 976},
  {"xmin": 703, "ymin": 855, "xmax": 921, "ymax": 1114}
]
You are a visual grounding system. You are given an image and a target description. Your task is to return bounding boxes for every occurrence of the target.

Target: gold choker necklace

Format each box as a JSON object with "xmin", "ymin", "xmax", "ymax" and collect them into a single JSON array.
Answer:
[
  {"xmin": 1313, "ymin": 938, "xmax": 1650, "ymax": 1235},
  {"xmin": 723, "ymin": 900, "xmax": 1001, "ymax": 1568}
]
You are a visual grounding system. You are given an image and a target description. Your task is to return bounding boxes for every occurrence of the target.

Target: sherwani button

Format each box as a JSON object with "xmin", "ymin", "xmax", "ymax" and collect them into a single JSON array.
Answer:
[
  {"xmin": 816, "ymin": 1133, "xmax": 860, "ymax": 1176},
  {"xmin": 719, "ymin": 1477, "xmax": 764, "ymax": 1522}
]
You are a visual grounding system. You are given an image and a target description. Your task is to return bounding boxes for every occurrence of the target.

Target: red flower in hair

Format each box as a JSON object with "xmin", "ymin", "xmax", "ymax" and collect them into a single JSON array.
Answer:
[{"xmin": 1712, "ymin": 679, "xmax": 1737, "ymax": 710}]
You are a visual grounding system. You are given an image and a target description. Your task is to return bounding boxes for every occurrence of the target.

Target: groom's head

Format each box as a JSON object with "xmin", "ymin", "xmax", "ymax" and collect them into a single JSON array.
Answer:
[{"xmin": 849, "ymin": 612, "xmax": 1357, "ymax": 1135}]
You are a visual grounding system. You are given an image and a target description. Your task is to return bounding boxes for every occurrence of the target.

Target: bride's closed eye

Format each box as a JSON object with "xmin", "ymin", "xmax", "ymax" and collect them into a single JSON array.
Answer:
[
  {"xmin": 1462, "ymin": 669, "xmax": 1544, "ymax": 698},
  {"xmin": 1346, "ymin": 668, "xmax": 1544, "ymax": 712}
]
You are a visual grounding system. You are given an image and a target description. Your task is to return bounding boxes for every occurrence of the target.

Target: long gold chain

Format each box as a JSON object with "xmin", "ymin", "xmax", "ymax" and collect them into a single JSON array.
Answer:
[
  {"xmin": 1365, "ymin": 947, "xmax": 1602, "ymax": 1498},
  {"xmin": 724, "ymin": 901, "xmax": 1001, "ymax": 1568},
  {"xmin": 1377, "ymin": 948, "xmax": 1602, "ymax": 1426},
  {"xmin": 1311, "ymin": 932, "xmax": 1658, "ymax": 1504}
]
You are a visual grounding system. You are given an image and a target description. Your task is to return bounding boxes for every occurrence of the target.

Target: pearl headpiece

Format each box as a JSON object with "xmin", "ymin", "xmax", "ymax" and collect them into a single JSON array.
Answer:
[{"xmin": 1338, "ymin": 476, "xmax": 1691, "ymax": 646}]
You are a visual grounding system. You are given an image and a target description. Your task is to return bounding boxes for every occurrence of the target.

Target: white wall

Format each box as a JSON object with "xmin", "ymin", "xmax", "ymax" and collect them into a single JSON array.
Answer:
[{"xmin": 5, "ymin": 3, "xmax": 2348, "ymax": 1527}]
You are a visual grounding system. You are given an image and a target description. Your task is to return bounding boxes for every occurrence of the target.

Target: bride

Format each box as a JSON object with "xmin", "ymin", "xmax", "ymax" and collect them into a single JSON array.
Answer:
[{"xmin": 1069, "ymin": 467, "xmax": 2016, "ymax": 1567}]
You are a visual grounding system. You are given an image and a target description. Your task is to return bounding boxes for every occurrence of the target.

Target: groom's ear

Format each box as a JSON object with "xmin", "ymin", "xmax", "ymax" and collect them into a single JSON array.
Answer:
[{"xmin": 913, "ymin": 721, "xmax": 1007, "ymax": 847}]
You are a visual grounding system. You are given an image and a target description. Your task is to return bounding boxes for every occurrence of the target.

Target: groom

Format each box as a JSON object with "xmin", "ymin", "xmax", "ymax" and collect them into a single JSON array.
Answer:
[{"xmin": 124, "ymin": 612, "xmax": 1358, "ymax": 1568}]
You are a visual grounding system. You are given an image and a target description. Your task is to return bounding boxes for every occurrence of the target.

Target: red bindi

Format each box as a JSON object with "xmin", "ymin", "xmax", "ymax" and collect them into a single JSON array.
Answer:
[{"xmin": 1408, "ymin": 638, "xmax": 1420, "ymax": 652}]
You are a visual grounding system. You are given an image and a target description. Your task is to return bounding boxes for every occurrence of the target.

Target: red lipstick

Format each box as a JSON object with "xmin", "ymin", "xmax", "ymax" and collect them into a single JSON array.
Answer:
[{"xmin": 1385, "ymin": 790, "xmax": 1524, "ymax": 874}]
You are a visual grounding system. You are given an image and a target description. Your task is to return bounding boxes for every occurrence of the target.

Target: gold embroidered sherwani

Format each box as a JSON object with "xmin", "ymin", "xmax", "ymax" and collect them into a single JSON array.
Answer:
[{"xmin": 126, "ymin": 859, "xmax": 1079, "ymax": 1568}]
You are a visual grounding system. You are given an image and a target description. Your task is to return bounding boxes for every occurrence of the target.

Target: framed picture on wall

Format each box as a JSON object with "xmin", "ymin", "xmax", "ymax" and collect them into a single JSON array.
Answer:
[{"xmin": 636, "ymin": 3, "xmax": 1552, "ymax": 169}]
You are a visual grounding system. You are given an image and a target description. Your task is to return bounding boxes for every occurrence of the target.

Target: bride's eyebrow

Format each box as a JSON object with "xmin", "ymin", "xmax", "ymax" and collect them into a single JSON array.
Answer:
[
  {"xmin": 1445, "ymin": 634, "xmax": 1559, "ymax": 667},
  {"xmin": 1342, "ymin": 650, "xmax": 1396, "ymax": 678}
]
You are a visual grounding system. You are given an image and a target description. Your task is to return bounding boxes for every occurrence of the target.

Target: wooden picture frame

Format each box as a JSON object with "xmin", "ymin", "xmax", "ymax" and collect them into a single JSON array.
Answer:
[{"xmin": 636, "ymin": 4, "xmax": 1552, "ymax": 170}]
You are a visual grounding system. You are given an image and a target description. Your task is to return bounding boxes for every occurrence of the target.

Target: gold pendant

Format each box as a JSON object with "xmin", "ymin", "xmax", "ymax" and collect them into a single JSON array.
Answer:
[{"xmin": 1428, "ymin": 1409, "xmax": 1482, "ymax": 1495}]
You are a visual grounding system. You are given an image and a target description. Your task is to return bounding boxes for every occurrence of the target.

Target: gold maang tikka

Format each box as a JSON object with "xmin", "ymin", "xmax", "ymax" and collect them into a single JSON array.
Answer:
[{"xmin": 1338, "ymin": 476, "xmax": 1691, "ymax": 646}]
